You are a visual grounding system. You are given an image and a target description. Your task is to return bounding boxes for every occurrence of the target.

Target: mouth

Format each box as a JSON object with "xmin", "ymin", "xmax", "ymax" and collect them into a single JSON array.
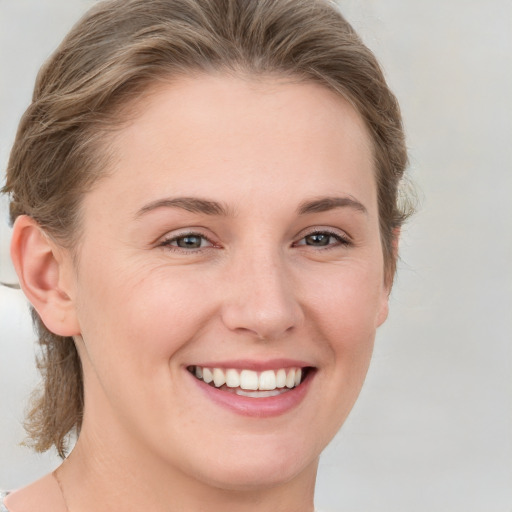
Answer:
[{"xmin": 187, "ymin": 365, "xmax": 313, "ymax": 398}]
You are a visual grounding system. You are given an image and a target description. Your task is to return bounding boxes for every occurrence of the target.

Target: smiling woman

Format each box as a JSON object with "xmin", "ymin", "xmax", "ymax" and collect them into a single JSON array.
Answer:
[{"xmin": 1, "ymin": 1, "xmax": 411, "ymax": 511}]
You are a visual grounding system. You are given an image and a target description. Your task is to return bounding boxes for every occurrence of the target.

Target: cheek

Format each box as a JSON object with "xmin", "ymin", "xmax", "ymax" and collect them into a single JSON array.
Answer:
[
  {"xmin": 302, "ymin": 269, "xmax": 380, "ymax": 448},
  {"xmin": 72, "ymin": 264, "xmax": 202, "ymax": 423},
  {"xmin": 307, "ymin": 262, "xmax": 386, "ymax": 336},
  {"xmin": 74, "ymin": 257, "xmax": 217, "ymax": 366},
  {"xmin": 305, "ymin": 261, "xmax": 384, "ymax": 398}
]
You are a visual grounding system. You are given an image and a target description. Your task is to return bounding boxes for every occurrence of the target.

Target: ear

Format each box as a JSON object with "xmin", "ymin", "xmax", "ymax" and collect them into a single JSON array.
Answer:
[
  {"xmin": 376, "ymin": 227, "xmax": 401, "ymax": 327},
  {"xmin": 10, "ymin": 215, "xmax": 81, "ymax": 337}
]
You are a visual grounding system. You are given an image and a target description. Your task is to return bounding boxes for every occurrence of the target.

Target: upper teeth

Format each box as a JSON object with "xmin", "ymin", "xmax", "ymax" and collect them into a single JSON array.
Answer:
[{"xmin": 191, "ymin": 366, "xmax": 303, "ymax": 391}]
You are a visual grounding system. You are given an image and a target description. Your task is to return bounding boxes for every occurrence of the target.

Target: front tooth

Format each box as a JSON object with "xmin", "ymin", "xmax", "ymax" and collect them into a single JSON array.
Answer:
[
  {"xmin": 259, "ymin": 370, "xmax": 277, "ymax": 390},
  {"xmin": 213, "ymin": 368, "xmax": 226, "ymax": 387},
  {"xmin": 294, "ymin": 368, "xmax": 302, "ymax": 386},
  {"xmin": 225, "ymin": 369, "xmax": 240, "ymax": 388},
  {"xmin": 236, "ymin": 389, "xmax": 283, "ymax": 398},
  {"xmin": 240, "ymin": 370, "xmax": 259, "ymax": 390},
  {"xmin": 276, "ymin": 369, "xmax": 286, "ymax": 388},
  {"xmin": 195, "ymin": 366, "xmax": 203, "ymax": 379},
  {"xmin": 202, "ymin": 367, "xmax": 213, "ymax": 384},
  {"xmin": 285, "ymin": 369, "xmax": 296, "ymax": 388}
]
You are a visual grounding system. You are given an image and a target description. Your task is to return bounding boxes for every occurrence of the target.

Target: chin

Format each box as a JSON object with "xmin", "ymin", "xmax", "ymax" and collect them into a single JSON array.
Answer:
[
  {"xmin": 196, "ymin": 456, "xmax": 316, "ymax": 492},
  {"xmin": 175, "ymin": 432, "xmax": 321, "ymax": 492}
]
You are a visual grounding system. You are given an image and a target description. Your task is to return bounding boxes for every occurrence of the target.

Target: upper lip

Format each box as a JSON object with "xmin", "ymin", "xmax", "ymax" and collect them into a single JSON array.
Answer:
[{"xmin": 186, "ymin": 359, "xmax": 313, "ymax": 371}]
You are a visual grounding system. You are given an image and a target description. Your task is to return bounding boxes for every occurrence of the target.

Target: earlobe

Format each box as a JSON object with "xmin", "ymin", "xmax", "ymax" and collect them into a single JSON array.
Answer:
[
  {"xmin": 10, "ymin": 215, "xmax": 81, "ymax": 337},
  {"xmin": 376, "ymin": 294, "xmax": 389, "ymax": 327},
  {"xmin": 377, "ymin": 226, "xmax": 401, "ymax": 327}
]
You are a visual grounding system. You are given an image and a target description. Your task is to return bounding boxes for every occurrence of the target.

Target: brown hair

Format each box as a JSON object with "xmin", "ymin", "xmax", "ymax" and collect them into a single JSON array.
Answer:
[{"xmin": 3, "ymin": 0, "xmax": 411, "ymax": 457}]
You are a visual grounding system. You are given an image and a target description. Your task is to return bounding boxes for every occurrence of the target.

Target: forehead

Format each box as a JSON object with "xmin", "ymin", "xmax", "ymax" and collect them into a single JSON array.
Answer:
[
  {"xmin": 118, "ymin": 73, "xmax": 373, "ymax": 159},
  {"xmin": 87, "ymin": 73, "xmax": 376, "ymax": 219}
]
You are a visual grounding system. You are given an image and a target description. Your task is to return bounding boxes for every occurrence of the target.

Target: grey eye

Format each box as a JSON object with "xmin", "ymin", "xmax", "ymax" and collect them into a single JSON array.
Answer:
[
  {"xmin": 304, "ymin": 233, "xmax": 332, "ymax": 246},
  {"xmin": 175, "ymin": 235, "xmax": 204, "ymax": 248},
  {"xmin": 295, "ymin": 230, "xmax": 350, "ymax": 249}
]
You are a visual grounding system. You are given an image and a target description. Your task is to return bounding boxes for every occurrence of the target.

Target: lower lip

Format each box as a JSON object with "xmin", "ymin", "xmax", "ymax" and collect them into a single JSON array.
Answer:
[{"xmin": 188, "ymin": 370, "xmax": 314, "ymax": 418}]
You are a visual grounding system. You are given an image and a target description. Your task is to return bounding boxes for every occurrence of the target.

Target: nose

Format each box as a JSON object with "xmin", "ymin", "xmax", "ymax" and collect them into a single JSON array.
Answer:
[{"xmin": 220, "ymin": 248, "xmax": 304, "ymax": 340}]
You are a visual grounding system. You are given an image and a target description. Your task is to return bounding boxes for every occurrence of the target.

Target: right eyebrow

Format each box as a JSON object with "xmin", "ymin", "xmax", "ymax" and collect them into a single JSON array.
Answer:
[{"xmin": 134, "ymin": 196, "xmax": 233, "ymax": 219}]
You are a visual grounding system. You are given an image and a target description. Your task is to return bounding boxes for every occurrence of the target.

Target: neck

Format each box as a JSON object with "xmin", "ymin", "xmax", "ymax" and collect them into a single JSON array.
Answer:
[{"xmin": 58, "ymin": 421, "xmax": 318, "ymax": 512}]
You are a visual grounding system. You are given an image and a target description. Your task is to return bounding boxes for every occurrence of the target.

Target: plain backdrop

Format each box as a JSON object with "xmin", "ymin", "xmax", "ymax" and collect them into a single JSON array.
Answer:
[{"xmin": 1, "ymin": 1, "xmax": 511, "ymax": 511}]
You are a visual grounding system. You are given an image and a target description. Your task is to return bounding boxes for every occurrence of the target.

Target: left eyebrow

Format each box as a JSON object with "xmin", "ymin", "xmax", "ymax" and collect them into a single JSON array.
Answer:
[{"xmin": 297, "ymin": 196, "xmax": 368, "ymax": 215}]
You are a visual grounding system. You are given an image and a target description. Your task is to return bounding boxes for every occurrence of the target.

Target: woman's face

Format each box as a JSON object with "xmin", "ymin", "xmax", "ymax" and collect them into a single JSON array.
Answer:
[{"xmin": 67, "ymin": 74, "xmax": 390, "ymax": 489}]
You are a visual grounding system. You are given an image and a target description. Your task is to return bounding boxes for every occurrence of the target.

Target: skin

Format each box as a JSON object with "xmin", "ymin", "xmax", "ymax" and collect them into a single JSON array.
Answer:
[{"xmin": 8, "ymin": 74, "xmax": 391, "ymax": 512}]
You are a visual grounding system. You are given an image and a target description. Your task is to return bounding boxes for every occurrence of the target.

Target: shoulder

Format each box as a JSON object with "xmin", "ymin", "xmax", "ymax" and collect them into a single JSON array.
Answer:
[
  {"xmin": 0, "ymin": 492, "xmax": 8, "ymax": 512},
  {"xmin": 0, "ymin": 491, "xmax": 10, "ymax": 512},
  {"xmin": 2, "ymin": 473, "xmax": 66, "ymax": 512}
]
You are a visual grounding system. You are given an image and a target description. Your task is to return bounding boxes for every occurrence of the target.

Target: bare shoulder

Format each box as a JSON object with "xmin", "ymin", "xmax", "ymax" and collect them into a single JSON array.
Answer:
[{"xmin": 3, "ymin": 473, "xmax": 66, "ymax": 512}]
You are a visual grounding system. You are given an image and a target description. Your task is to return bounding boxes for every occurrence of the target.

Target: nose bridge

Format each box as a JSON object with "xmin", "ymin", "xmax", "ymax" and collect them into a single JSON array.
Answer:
[{"xmin": 221, "ymin": 242, "xmax": 302, "ymax": 339}]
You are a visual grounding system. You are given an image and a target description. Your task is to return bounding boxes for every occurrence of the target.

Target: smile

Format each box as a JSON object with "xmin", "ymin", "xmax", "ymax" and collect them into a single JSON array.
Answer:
[{"xmin": 187, "ymin": 366, "xmax": 308, "ymax": 398}]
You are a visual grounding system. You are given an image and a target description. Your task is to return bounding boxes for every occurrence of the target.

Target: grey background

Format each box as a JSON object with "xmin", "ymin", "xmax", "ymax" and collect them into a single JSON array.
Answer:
[{"xmin": 1, "ymin": 1, "xmax": 511, "ymax": 511}]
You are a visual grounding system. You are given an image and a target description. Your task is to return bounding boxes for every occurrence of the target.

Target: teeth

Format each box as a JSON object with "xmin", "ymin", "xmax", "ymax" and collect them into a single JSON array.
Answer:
[
  {"xmin": 190, "ymin": 366, "xmax": 306, "ymax": 392},
  {"xmin": 285, "ymin": 369, "xmax": 295, "ymax": 388},
  {"xmin": 203, "ymin": 367, "xmax": 213, "ymax": 384},
  {"xmin": 276, "ymin": 369, "xmax": 286, "ymax": 388},
  {"xmin": 240, "ymin": 370, "xmax": 259, "ymax": 390},
  {"xmin": 259, "ymin": 370, "xmax": 276, "ymax": 390},
  {"xmin": 213, "ymin": 368, "xmax": 226, "ymax": 387},
  {"xmin": 236, "ymin": 389, "xmax": 283, "ymax": 398},
  {"xmin": 225, "ymin": 369, "xmax": 240, "ymax": 388}
]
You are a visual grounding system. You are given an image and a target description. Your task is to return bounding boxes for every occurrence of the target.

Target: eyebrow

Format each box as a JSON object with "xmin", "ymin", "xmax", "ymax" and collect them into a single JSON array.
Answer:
[
  {"xmin": 135, "ymin": 194, "xmax": 367, "ymax": 219},
  {"xmin": 297, "ymin": 196, "xmax": 368, "ymax": 215},
  {"xmin": 135, "ymin": 197, "xmax": 232, "ymax": 218}
]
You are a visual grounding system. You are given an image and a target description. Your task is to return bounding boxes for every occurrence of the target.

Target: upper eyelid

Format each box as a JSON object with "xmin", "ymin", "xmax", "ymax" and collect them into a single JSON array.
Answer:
[
  {"xmin": 161, "ymin": 231, "xmax": 210, "ymax": 240},
  {"xmin": 295, "ymin": 226, "xmax": 351, "ymax": 241},
  {"xmin": 158, "ymin": 227, "xmax": 214, "ymax": 240},
  {"xmin": 157, "ymin": 229, "xmax": 217, "ymax": 248}
]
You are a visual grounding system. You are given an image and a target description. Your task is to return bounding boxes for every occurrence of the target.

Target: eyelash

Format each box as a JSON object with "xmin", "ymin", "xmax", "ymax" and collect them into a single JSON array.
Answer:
[
  {"xmin": 293, "ymin": 229, "xmax": 351, "ymax": 249},
  {"xmin": 158, "ymin": 231, "xmax": 216, "ymax": 252},
  {"xmin": 158, "ymin": 229, "xmax": 351, "ymax": 253}
]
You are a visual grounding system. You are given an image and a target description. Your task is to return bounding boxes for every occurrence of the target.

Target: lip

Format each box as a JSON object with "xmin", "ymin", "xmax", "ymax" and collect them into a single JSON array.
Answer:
[
  {"xmin": 186, "ymin": 362, "xmax": 316, "ymax": 418},
  {"xmin": 188, "ymin": 358, "xmax": 311, "ymax": 371}
]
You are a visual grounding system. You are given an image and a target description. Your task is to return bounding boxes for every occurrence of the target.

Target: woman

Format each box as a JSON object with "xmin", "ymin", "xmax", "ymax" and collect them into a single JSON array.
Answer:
[{"xmin": 1, "ymin": 0, "xmax": 411, "ymax": 510}]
